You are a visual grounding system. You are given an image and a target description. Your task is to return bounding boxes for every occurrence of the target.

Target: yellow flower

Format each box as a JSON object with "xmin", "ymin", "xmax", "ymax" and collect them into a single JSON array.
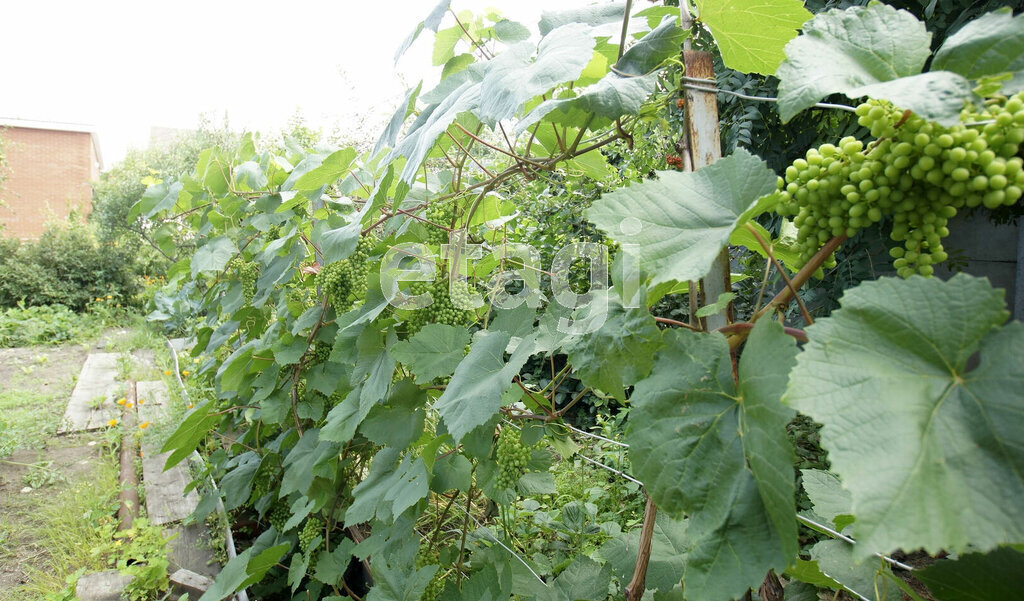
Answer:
[
  {"xmin": 138, "ymin": 421, "xmax": 151, "ymax": 430},
  {"xmin": 116, "ymin": 398, "xmax": 126, "ymax": 406},
  {"xmin": 95, "ymin": 297, "xmax": 104, "ymax": 302},
  {"xmin": 126, "ymin": 402, "xmax": 134, "ymax": 409},
  {"xmin": 107, "ymin": 419, "xmax": 118, "ymax": 427},
  {"xmin": 138, "ymin": 399, "xmax": 145, "ymax": 405},
  {"xmin": 106, "ymin": 295, "xmax": 113, "ymax": 299},
  {"xmin": 187, "ymin": 403, "xmax": 194, "ymax": 409},
  {"xmin": 181, "ymin": 370, "xmax": 191, "ymax": 376},
  {"xmin": 163, "ymin": 370, "xmax": 172, "ymax": 376}
]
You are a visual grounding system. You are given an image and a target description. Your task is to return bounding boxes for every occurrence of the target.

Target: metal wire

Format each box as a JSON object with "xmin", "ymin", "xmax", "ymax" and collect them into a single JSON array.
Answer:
[
  {"xmin": 797, "ymin": 514, "xmax": 915, "ymax": 572},
  {"xmin": 452, "ymin": 501, "xmax": 547, "ymax": 585},
  {"xmin": 681, "ymin": 82, "xmax": 858, "ymax": 112},
  {"xmin": 562, "ymin": 423, "xmax": 630, "ymax": 448}
]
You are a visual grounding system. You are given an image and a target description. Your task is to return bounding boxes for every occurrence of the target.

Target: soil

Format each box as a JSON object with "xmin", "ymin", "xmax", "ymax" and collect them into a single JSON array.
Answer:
[{"xmin": 0, "ymin": 343, "xmax": 100, "ymax": 593}]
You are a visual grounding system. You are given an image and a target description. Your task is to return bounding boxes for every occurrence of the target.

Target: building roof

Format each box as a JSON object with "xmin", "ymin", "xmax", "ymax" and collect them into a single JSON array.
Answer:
[{"xmin": 0, "ymin": 117, "xmax": 104, "ymax": 170}]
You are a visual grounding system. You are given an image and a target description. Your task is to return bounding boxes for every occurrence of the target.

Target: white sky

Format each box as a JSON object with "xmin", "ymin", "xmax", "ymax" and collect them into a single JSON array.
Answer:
[{"xmin": 1, "ymin": 0, "xmax": 599, "ymax": 169}]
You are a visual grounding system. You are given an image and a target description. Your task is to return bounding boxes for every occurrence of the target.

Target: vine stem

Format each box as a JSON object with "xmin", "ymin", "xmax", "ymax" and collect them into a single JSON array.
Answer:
[
  {"xmin": 716, "ymin": 322, "xmax": 808, "ymax": 343},
  {"xmin": 755, "ymin": 234, "xmax": 846, "ymax": 322},
  {"xmin": 624, "ymin": 495, "xmax": 656, "ymax": 601},
  {"xmin": 743, "ymin": 223, "xmax": 814, "ymax": 325},
  {"xmin": 654, "ymin": 316, "xmax": 700, "ymax": 331}
]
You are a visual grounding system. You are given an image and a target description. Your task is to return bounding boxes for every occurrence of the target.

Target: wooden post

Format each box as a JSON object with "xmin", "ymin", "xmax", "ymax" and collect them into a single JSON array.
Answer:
[{"xmin": 683, "ymin": 50, "xmax": 732, "ymax": 332}]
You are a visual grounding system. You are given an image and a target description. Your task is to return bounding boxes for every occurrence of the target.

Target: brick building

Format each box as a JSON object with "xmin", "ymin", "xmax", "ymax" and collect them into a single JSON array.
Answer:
[{"xmin": 0, "ymin": 118, "xmax": 103, "ymax": 239}]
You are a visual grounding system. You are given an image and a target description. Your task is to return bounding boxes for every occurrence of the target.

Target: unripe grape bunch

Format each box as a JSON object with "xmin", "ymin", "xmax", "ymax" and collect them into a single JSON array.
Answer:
[
  {"xmin": 775, "ymin": 92, "xmax": 1024, "ymax": 277},
  {"xmin": 316, "ymin": 235, "xmax": 375, "ymax": 308},
  {"xmin": 404, "ymin": 279, "xmax": 476, "ymax": 335},
  {"xmin": 415, "ymin": 545, "xmax": 448, "ymax": 601},
  {"xmin": 495, "ymin": 427, "xmax": 531, "ymax": 491},
  {"xmin": 228, "ymin": 257, "xmax": 260, "ymax": 301},
  {"xmin": 426, "ymin": 200, "xmax": 457, "ymax": 246},
  {"xmin": 299, "ymin": 517, "xmax": 323, "ymax": 553}
]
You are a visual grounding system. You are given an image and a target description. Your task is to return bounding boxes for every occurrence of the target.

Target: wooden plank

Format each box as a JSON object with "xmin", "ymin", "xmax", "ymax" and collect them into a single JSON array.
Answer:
[
  {"xmin": 75, "ymin": 570, "xmax": 132, "ymax": 601},
  {"xmin": 58, "ymin": 352, "xmax": 120, "ymax": 434},
  {"xmin": 142, "ymin": 449, "xmax": 199, "ymax": 526},
  {"xmin": 683, "ymin": 50, "xmax": 732, "ymax": 332},
  {"xmin": 170, "ymin": 568, "xmax": 215, "ymax": 599},
  {"xmin": 166, "ymin": 524, "xmax": 222, "ymax": 578},
  {"xmin": 168, "ymin": 337, "xmax": 193, "ymax": 353},
  {"xmin": 137, "ymin": 380, "xmax": 169, "ymax": 424}
]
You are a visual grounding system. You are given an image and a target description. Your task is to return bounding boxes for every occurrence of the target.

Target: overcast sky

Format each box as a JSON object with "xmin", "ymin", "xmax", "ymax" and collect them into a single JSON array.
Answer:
[{"xmin": 1, "ymin": 0, "xmax": 599, "ymax": 168}]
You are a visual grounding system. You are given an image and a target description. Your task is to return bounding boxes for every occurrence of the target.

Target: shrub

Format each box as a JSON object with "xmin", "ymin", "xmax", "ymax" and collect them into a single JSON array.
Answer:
[{"xmin": 0, "ymin": 221, "xmax": 138, "ymax": 311}]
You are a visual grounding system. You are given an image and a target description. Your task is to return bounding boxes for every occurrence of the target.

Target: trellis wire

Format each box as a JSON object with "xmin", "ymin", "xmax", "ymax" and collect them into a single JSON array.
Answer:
[
  {"xmin": 452, "ymin": 500, "xmax": 547, "ymax": 585},
  {"xmin": 679, "ymin": 76, "xmax": 856, "ymax": 112},
  {"xmin": 797, "ymin": 514, "xmax": 915, "ymax": 572}
]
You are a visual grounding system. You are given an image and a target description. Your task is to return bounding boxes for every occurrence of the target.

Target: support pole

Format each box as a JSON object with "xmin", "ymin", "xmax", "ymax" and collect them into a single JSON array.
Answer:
[{"xmin": 682, "ymin": 50, "xmax": 732, "ymax": 331}]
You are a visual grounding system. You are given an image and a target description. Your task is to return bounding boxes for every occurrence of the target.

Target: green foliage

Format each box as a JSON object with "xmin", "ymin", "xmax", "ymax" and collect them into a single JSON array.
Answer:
[
  {"xmin": 785, "ymin": 274, "xmax": 1024, "ymax": 559},
  {"xmin": 0, "ymin": 220, "xmax": 137, "ymax": 311},
  {"xmin": 142, "ymin": 4, "xmax": 1024, "ymax": 601}
]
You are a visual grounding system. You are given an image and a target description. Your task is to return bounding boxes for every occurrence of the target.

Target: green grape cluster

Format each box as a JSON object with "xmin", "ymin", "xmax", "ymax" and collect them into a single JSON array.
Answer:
[
  {"xmin": 267, "ymin": 502, "xmax": 290, "ymax": 532},
  {"xmin": 404, "ymin": 280, "xmax": 476, "ymax": 335},
  {"xmin": 316, "ymin": 235, "xmax": 375, "ymax": 308},
  {"xmin": 415, "ymin": 546, "xmax": 447, "ymax": 601},
  {"xmin": 229, "ymin": 258, "xmax": 260, "ymax": 301},
  {"xmin": 495, "ymin": 427, "xmax": 530, "ymax": 491},
  {"xmin": 776, "ymin": 92, "xmax": 1024, "ymax": 277},
  {"xmin": 249, "ymin": 462, "xmax": 277, "ymax": 504},
  {"xmin": 310, "ymin": 342, "xmax": 332, "ymax": 365},
  {"xmin": 299, "ymin": 517, "xmax": 323, "ymax": 553},
  {"xmin": 426, "ymin": 201, "xmax": 456, "ymax": 246}
]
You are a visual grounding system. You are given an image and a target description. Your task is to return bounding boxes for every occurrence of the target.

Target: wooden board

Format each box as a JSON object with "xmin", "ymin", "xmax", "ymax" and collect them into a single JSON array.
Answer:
[
  {"xmin": 57, "ymin": 352, "xmax": 120, "ymax": 434},
  {"xmin": 166, "ymin": 524, "xmax": 222, "ymax": 578},
  {"xmin": 75, "ymin": 570, "xmax": 132, "ymax": 601},
  {"xmin": 137, "ymin": 380, "xmax": 170, "ymax": 423},
  {"xmin": 142, "ymin": 449, "xmax": 199, "ymax": 526}
]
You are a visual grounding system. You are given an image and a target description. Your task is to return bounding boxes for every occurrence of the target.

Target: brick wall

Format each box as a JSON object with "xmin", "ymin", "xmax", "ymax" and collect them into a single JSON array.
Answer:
[{"xmin": 0, "ymin": 126, "xmax": 97, "ymax": 239}]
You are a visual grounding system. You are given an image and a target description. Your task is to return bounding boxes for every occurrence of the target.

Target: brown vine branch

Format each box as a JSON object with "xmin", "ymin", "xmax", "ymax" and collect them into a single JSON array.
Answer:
[
  {"xmin": 743, "ymin": 223, "xmax": 814, "ymax": 326},
  {"xmin": 756, "ymin": 234, "xmax": 845, "ymax": 322},
  {"xmin": 625, "ymin": 495, "xmax": 656, "ymax": 601}
]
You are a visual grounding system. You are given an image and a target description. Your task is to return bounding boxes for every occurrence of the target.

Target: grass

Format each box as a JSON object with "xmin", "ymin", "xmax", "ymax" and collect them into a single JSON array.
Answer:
[
  {"xmin": 8, "ymin": 444, "xmax": 120, "ymax": 601},
  {"xmin": 0, "ymin": 388, "xmax": 64, "ymax": 453}
]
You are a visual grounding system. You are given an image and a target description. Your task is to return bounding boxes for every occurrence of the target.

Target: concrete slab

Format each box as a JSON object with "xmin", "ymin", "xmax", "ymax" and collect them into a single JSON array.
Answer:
[
  {"xmin": 75, "ymin": 570, "xmax": 132, "ymax": 601},
  {"xmin": 142, "ymin": 449, "xmax": 199, "ymax": 526},
  {"xmin": 137, "ymin": 380, "xmax": 170, "ymax": 424},
  {"xmin": 166, "ymin": 523, "xmax": 222, "ymax": 578},
  {"xmin": 168, "ymin": 338, "xmax": 193, "ymax": 353},
  {"xmin": 57, "ymin": 352, "xmax": 120, "ymax": 434},
  {"xmin": 170, "ymin": 568, "xmax": 215, "ymax": 599}
]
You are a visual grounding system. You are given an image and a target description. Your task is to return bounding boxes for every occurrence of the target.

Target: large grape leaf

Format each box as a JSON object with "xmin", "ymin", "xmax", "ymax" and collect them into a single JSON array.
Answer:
[
  {"xmin": 932, "ymin": 9, "xmax": 1024, "ymax": 85},
  {"xmin": 478, "ymin": 24, "xmax": 596, "ymax": 125},
  {"xmin": 917, "ymin": 547, "xmax": 1024, "ymax": 601},
  {"xmin": 433, "ymin": 331, "xmax": 537, "ymax": 442},
  {"xmin": 776, "ymin": 3, "xmax": 972, "ymax": 125},
  {"xmin": 538, "ymin": 4, "xmax": 625, "ymax": 36},
  {"xmin": 389, "ymin": 80, "xmax": 481, "ymax": 184},
  {"xmin": 389, "ymin": 324, "xmax": 470, "ymax": 384},
  {"xmin": 809, "ymin": 540, "xmax": 901, "ymax": 601},
  {"xmin": 614, "ymin": 15, "xmax": 688, "ymax": 76},
  {"xmin": 191, "ymin": 235, "xmax": 237, "ymax": 277},
  {"xmin": 627, "ymin": 320, "xmax": 799, "ymax": 601},
  {"xmin": 563, "ymin": 294, "xmax": 662, "ymax": 401},
  {"xmin": 784, "ymin": 274, "xmax": 1024, "ymax": 559},
  {"xmin": 585, "ymin": 148, "xmax": 778, "ymax": 286},
  {"xmin": 694, "ymin": 0, "xmax": 810, "ymax": 76},
  {"xmin": 514, "ymin": 70, "xmax": 660, "ymax": 134},
  {"xmin": 597, "ymin": 512, "xmax": 687, "ymax": 593}
]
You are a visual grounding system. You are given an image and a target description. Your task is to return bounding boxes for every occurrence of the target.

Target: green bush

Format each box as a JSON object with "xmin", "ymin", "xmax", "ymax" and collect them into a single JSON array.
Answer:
[{"xmin": 0, "ymin": 221, "xmax": 138, "ymax": 311}]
